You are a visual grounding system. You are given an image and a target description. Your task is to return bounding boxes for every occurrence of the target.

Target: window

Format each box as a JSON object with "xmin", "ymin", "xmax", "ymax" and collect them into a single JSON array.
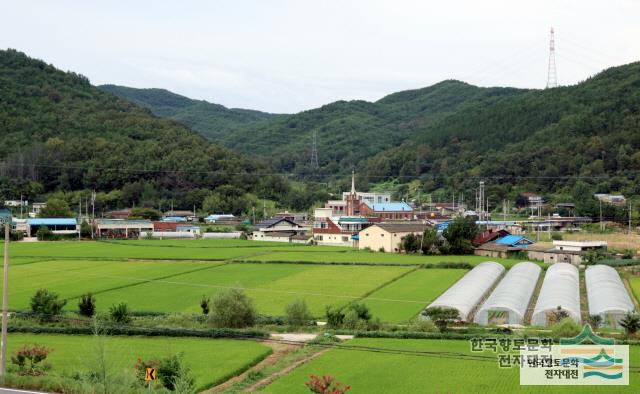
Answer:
[
  {"xmin": 381, "ymin": 234, "xmax": 384, "ymax": 237},
  {"xmin": 365, "ymin": 233, "xmax": 369, "ymax": 236},
  {"xmin": 342, "ymin": 236, "xmax": 349, "ymax": 242}
]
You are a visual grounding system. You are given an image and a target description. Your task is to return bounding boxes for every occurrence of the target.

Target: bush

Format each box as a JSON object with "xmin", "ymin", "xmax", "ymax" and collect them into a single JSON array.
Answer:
[
  {"xmin": 550, "ymin": 232, "xmax": 563, "ymax": 241},
  {"xmin": 620, "ymin": 312, "xmax": 640, "ymax": 335},
  {"xmin": 422, "ymin": 307, "xmax": 459, "ymax": 332},
  {"xmin": 10, "ymin": 344, "xmax": 52, "ymax": 376},
  {"xmin": 78, "ymin": 293, "xmax": 96, "ymax": 317},
  {"xmin": 588, "ymin": 314, "xmax": 602, "ymax": 329},
  {"xmin": 109, "ymin": 302, "xmax": 131, "ymax": 324},
  {"xmin": 551, "ymin": 318, "xmax": 581, "ymax": 338},
  {"xmin": 35, "ymin": 226, "xmax": 52, "ymax": 241},
  {"xmin": 305, "ymin": 374, "xmax": 350, "ymax": 394},
  {"xmin": 325, "ymin": 306, "xmax": 345, "ymax": 328},
  {"xmin": 209, "ymin": 288, "xmax": 257, "ymax": 328},
  {"xmin": 80, "ymin": 220, "xmax": 92, "ymax": 238},
  {"xmin": 156, "ymin": 353, "xmax": 195, "ymax": 392},
  {"xmin": 285, "ymin": 299, "xmax": 312, "ymax": 326},
  {"xmin": 200, "ymin": 295, "xmax": 211, "ymax": 316},
  {"xmin": 30, "ymin": 289, "xmax": 66, "ymax": 321}
]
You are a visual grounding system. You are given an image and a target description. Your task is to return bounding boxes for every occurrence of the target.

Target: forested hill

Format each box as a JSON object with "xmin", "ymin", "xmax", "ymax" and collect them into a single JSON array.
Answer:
[
  {"xmin": 0, "ymin": 49, "xmax": 312, "ymax": 212},
  {"xmin": 99, "ymin": 84, "xmax": 280, "ymax": 141},
  {"xmin": 106, "ymin": 80, "xmax": 528, "ymax": 176},
  {"xmin": 361, "ymin": 61, "xmax": 640, "ymax": 202}
]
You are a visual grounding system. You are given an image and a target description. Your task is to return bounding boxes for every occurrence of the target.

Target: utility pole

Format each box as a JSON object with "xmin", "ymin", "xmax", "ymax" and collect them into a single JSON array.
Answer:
[
  {"xmin": 91, "ymin": 190, "xmax": 95, "ymax": 239},
  {"xmin": 629, "ymin": 201, "xmax": 633, "ymax": 235},
  {"xmin": 503, "ymin": 199, "xmax": 507, "ymax": 221},
  {"xmin": 1, "ymin": 219, "xmax": 10, "ymax": 376},
  {"xmin": 599, "ymin": 198, "xmax": 604, "ymax": 231},
  {"xmin": 263, "ymin": 200, "xmax": 267, "ymax": 219},
  {"xmin": 546, "ymin": 27, "xmax": 558, "ymax": 88}
]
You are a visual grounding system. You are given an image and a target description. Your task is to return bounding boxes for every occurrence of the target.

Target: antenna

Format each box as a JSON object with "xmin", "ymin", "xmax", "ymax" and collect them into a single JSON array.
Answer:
[
  {"xmin": 310, "ymin": 130, "xmax": 319, "ymax": 168},
  {"xmin": 546, "ymin": 27, "xmax": 558, "ymax": 88}
]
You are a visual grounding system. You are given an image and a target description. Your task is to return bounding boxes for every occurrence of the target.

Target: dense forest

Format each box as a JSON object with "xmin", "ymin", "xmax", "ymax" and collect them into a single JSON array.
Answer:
[
  {"xmin": 108, "ymin": 62, "xmax": 640, "ymax": 218},
  {"xmin": 99, "ymin": 84, "xmax": 281, "ymax": 141},
  {"xmin": 0, "ymin": 50, "xmax": 327, "ymax": 214}
]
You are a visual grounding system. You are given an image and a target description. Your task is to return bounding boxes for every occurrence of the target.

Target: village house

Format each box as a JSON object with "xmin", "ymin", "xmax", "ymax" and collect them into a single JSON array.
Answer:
[
  {"xmin": 474, "ymin": 234, "xmax": 535, "ymax": 259},
  {"xmin": 153, "ymin": 221, "xmax": 201, "ymax": 238},
  {"xmin": 594, "ymin": 194, "xmax": 626, "ymax": 205},
  {"xmin": 358, "ymin": 222, "xmax": 430, "ymax": 253},
  {"xmin": 251, "ymin": 217, "xmax": 309, "ymax": 243}
]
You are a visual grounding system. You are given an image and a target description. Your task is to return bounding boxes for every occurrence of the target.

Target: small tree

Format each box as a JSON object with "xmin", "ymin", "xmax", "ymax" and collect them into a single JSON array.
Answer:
[
  {"xmin": 305, "ymin": 375, "xmax": 350, "ymax": 394},
  {"xmin": 421, "ymin": 227, "xmax": 441, "ymax": 255},
  {"xmin": 39, "ymin": 198, "xmax": 73, "ymax": 218},
  {"xmin": 109, "ymin": 302, "xmax": 131, "ymax": 324},
  {"xmin": 549, "ymin": 306, "xmax": 570, "ymax": 325},
  {"xmin": 588, "ymin": 314, "xmax": 603, "ymax": 329},
  {"xmin": 30, "ymin": 289, "xmax": 67, "ymax": 321},
  {"xmin": 80, "ymin": 219, "xmax": 92, "ymax": 238},
  {"xmin": 620, "ymin": 312, "xmax": 640, "ymax": 335},
  {"xmin": 129, "ymin": 207, "xmax": 162, "ymax": 221},
  {"xmin": 78, "ymin": 293, "xmax": 96, "ymax": 317},
  {"xmin": 209, "ymin": 288, "xmax": 257, "ymax": 328},
  {"xmin": 35, "ymin": 225, "xmax": 52, "ymax": 241},
  {"xmin": 157, "ymin": 353, "xmax": 195, "ymax": 392},
  {"xmin": 325, "ymin": 306, "xmax": 345, "ymax": 328},
  {"xmin": 423, "ymin": 307, "xmax": 459, "ymax": 332},
  {"xmin": 401, "ymin": 233, "xmax": 419, "ymax": 254},
  {"xmin": 285, "ymin": 299, "xmax": 312, "ymax": 326},
  {"xmin": 11, "ymin": 345, "xmax": 52, "ymax": 375},
  {"xmin": 200, "ymin": 295, "xmax": 211, "ymax": 316}
]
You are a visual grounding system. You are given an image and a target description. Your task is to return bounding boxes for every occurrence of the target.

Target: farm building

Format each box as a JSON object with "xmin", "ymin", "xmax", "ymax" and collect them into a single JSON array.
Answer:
[
  {"xmin": 162, "ymin": 210, "xmax": 196, "ymax": 221},
  {"xmin": 204, "ymin": 214, "xmax": 238, "ymax": 224},
  {"xmin": 585, "ymin": 265, "xmax": 635, "ymax": 328},
  {"xmin": 154, "ymin": 221, "xmax": 201, "ymax": 235},
  {"xmin": 26, "ymin": 218, "xmax": 78, "ymax": 237},
  {"xmin": 474, "ymin": 235, "xmax": 534, "ymax": 259},
  {"xmin": 472, "ymin": 229, "xmax": 510, "ymax": 247},
  {"xmin": 358, "ymin": 222, "xmax": 430, "ymax": 253},
  {"xmin": 425, "ymin": 261, "xmax": 505, "ymax": 322},
  {"xmin": 527, "ymin": 240, "xmax": 607, "ymax": 265},
  {"xmin": 474, "ymin": 262, "xmax": 541, "ymax": 326},
  {"xmin": 531, "ymin": 263, "xmax": 581, "ymax": 327},
  {"xmin": 94, "ymin": 219, "xmax": 154, "ymax": 239}
]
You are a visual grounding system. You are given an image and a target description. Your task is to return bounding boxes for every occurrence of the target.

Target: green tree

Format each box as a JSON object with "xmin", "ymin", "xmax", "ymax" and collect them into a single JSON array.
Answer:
[
  {"xmin": 421, "ymin": 227, "xmax": 441, "ymax": 255},
  {"xmin": 401, "ymin": 233, "xmax": 419, "ymax": 254},
  {"xmin": 285, "ymin": 299, "xmax": 312, "ymax": 327},
  {"xmin": 109, "ymin": 302, "xmax": 131, "ymax": 324},
  {"xmin": 209, "ymin": 288, "xmax": 257, "ymax": 328},
  {"xmin": 441, "ymin": 216, "xmax": 477, "ymax": 255},
  {"xmin": 30, "ymin": 289, "xmax": 67, "ymax": 321},
  {"xmin": 129, "ymin": 207, "xmax": 161, "ymax": 220},
  {"xmin": 78, "ymin": 293, "xmax": 96, "ymax": 317},
  {"xmin": 38, "ymin": 198, "xmax": 72, "ymax": 217},
  {"xmin": 80, "ymin": 219, "xmax": 92, "ymax": 238}
]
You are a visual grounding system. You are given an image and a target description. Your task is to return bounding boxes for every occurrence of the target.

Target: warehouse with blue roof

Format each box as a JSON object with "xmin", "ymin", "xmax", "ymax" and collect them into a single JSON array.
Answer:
[{"xmin": 26, "ymin": 218, "xmax": 78, "ymax": 237}]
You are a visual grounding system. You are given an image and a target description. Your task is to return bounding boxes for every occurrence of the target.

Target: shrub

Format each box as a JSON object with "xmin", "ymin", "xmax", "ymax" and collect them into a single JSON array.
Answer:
[
  {"xmin": 209, "ymin": 288, "xmax": 257, "ymax": 328},
  {"xmin": 200, "ymin": 295, "xmax": 211, "ymax": 316},
  {"xmin": 588, "ymin": 314, "xmax": 602, "ymax": 329},
  {"xmin": 346, "ymin": 303, "xmax": 371, "ymax": 321},
  {"xmin": 157, "ymin": 353, "xmax": 195, "ymax": 392},
  {"xmin": 30, "ymin": 289, "xmax": 66, "ymax": 321},
  {"xmin": 422, "ymin": 307, "xmax": 459, "ymax": 332},
  {"xmin": 80, "ymin": 220, "xmax": 92, "ymax": 238},
  {"xmin": 407, "ymin": 319, "xmax": 438, "ymax": 333},
  {"xmin": 548, "ymin": 306, "xmax": 569, "ymax": 325},
  {"xmin": 11, "ymin": 344, "xmax": 52, "ymax": 375},
  {"xmin": 378, "ymin": 247, "xmax": 385, "ymax": 253},
  {"xmin": 550, "ymin": 232, "xmax": 563, "ymax": 241},
  {"xmin": 325, "ymin": 306, "xmax": 345, "ymax": 328},
  {"xmin": 109, "ymin": 302, "xmax": 131, "ymax": 324},
  {"xmin": 620, "ymin": 312, "xmax": 640, "ymax": 335},
  {"xmin": 285, "ymin": 299, "xmax": 312, "ymax": 326},
  {"xmin": 78, "ymin": 293, "xmax": 96, "ymax": 317},
  {"xmin": 305, "ymin": 375, "xmax": 350, "ymax": 394},
  {"xmin": 551, "ymin": 318, "xmax": 581, "ymax": 338}
]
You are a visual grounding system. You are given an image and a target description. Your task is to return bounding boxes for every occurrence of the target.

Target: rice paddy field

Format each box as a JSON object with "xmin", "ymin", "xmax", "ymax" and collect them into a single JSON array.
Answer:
[
  {"xmin": 3, "ymin": 239, "xmax": 523, "ymax": 266},
  {"xmin": 0, "ymin": 239, "xmax": 527, "ymax": 321},
  {"xmin": 262, "ymin": 338, "xmax": 640, "ymax": 393},
  {"xmin": 7, "ymin": 333, "xmax": 272, "ymax": 390},
  {"xmin": 628, "ymin": 276, "xmax": 640, "ymax": 305}
]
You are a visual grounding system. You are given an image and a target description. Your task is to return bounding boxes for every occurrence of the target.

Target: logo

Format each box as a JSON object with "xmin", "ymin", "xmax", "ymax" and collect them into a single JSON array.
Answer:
[{"xmin": 520, "ymin": 325, "xmax": 629, "ymax": 386}]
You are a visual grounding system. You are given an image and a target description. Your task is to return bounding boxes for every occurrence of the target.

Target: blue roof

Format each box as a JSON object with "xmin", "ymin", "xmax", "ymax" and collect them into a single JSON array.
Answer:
[
  {"xmin": 206, "ymin": 214, "xmax": 235, "ymax": 220},
  {"xmin": 27, "ymin": 218, "xmax": 77, "ymax": 226},
  {"xmin": 495, "ymin": 235, "xmax": 533, "ymax": 247},
  {"xmin": 365, "ymin": 202, "xmax": 412, "ymax": 212}
]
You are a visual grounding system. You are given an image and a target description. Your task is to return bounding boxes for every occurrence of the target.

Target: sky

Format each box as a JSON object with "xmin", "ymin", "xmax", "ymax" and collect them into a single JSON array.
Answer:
[{"xmin": 2, "ymin": 0, "xmax": 639, "ymax": 113}]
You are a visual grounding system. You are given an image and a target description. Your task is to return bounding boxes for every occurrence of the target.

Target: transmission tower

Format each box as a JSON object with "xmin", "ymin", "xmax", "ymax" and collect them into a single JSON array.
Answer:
[
  {"xmin": 546, "ymin": 27, "xmax": 558, "ymax": 88},
  {"xmin": 310, "ymin": 130, "xmax": 319, "ymax": 168}
]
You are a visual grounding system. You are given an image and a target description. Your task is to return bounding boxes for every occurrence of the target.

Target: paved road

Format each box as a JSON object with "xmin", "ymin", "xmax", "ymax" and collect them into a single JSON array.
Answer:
[{"xmin": 0, "ymin": 388, "xmax": 48, "ymax": 394}]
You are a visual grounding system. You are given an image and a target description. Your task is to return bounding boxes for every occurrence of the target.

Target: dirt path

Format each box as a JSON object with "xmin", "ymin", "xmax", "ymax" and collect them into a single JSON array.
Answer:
[
  {"xmin": 244, "ymin": 348, "xmax": 330, "ymax": 392},
  {"xmin": 206, "ymin": 341, "xmax": 301, "ymax": 393}
]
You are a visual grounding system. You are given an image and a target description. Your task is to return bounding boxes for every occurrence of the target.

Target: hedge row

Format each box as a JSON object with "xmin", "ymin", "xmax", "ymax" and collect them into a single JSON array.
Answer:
[
  {"xmin": 8, "ymin": 324, "xmax": 269, "ymax": 339},
  {"xmin": 234, "ymin": 259, "xmax": 473, "ymax": 269}
]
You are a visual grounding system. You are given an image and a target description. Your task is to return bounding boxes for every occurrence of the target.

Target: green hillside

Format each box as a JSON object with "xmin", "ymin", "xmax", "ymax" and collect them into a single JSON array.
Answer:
[
  {"xmin": 99, "ymin": 84, "xmax": 280, "ymax": 141},
  {"xmin": 0, "ymin": 49, "xmax": 323, "ymax": 212}
]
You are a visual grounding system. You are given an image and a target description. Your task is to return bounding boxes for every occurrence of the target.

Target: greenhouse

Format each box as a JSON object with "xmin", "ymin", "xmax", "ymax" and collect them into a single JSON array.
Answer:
[
  {"xmin": 531, "ymin": 263, "xmax": 581, "ymax": 327},
  {"xmin": 426, "ymin": 261, "xmax": 505, "ymax": 322},
  {"xmin": 585, "ymin": 265, "xmax": 635, "ymax": 328},
  {"xmin": 474, "ymin": 262, "xmax": 542, "ymax": 326}
]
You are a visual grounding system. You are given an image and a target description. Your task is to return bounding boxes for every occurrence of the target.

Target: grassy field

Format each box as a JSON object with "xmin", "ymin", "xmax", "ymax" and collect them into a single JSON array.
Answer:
[
  {"xmin": 7, "ymin": 333, "xmax": 272, "ymax": 390},
  {"xmin": 262, "ymin": 338, "xmax": 639, "ymax": 393},
  {"xmin": 2, "ymin": 259, "xmax": 414, "ymax": 316},
  {"xmin": 361, "ymin": 269, "xmax": 467, "ymax": 322},
  {"xmin": 3, "ymin": 239, "xmax": 524, "ymax": 267},
  {"xmin": 629, "ymin": 276, "xmax": 640, "ymax": 305}
]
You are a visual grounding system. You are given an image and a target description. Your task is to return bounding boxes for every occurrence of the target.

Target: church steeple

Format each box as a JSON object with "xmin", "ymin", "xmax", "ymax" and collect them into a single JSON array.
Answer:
[{"xmin": 351, "ymin": 169, "xmax": 356, "ymax": 195}]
